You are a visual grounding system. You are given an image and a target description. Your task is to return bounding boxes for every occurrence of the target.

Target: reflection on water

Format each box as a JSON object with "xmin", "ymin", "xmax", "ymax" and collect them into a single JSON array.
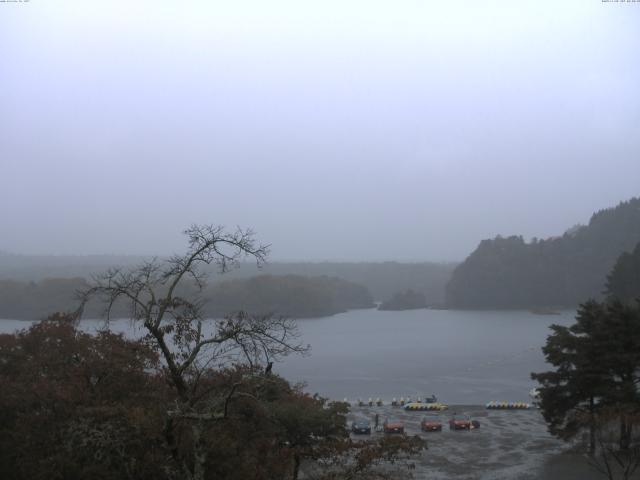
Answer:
[{"xmin": 0, "ymin": 308, "xmax": 575, "ymax": 404}]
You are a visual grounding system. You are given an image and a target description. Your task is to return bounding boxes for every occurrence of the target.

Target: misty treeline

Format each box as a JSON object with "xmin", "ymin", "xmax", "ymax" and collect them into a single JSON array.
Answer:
[
  {"xmin": 0, "ymin": 254, "xmax": 455, "ymax": 304},
  {"xmin": 0, "ymin": 274, "xmax": 373, "ymax": 321},
  {"xmin": 447, "ymin": 197, "xmax": 640, "ymax": 309},
  {"xmin": 0, "ymin": 259, "xmax": 455, "ymax": 320},
  {"xmin": 2, "ymin": 196, "xmax": 639, "ymax": 316}
]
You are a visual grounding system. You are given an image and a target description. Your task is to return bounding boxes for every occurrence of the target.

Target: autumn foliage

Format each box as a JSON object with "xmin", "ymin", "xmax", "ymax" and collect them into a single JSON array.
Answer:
[
  {"xmin": 0, "ymin": 314, "xmax": 422, "ymax": 480},
  {"xmin": 0, "ymin": 314, "xmax": 168, "ymax": 480}
]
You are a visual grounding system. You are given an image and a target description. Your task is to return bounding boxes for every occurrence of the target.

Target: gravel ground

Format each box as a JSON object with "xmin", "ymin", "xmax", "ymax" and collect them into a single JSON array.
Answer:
[{"xmin": 346, "ymin": 404, "xmax": 627, "ymax": 480}]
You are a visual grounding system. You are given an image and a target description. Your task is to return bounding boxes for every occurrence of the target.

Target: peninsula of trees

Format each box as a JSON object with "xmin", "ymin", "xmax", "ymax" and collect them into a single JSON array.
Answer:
[
  {"xmin": 446, "ymin": 197, "xmax": 640, "ymax": 309},
  {"xmin": 378, "ymin": 289, "xmax": 427, "ymax": 311},
  {"xmin": 205, "ymin": 274, "xmax": 374, "ymax": 318}
]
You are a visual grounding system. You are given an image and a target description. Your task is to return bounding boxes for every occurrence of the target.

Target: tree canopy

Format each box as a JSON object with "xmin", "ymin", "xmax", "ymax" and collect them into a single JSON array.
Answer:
[
  {"xmin": 0, "ymin": 315, "xmax": 169, "ymax": 480},
  {"xmin": 532, "ymin": 300, "xmax": 640, "ymax": 458},
  {"xmin": 3, "ymin": 315, "xmax": 415, "ymax": 480}
]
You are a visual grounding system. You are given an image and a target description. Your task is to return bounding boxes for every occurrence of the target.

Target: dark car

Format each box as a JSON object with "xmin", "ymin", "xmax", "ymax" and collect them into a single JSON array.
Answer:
[
  {"xmin": 420, "ymin": 417, "xmax": 443, "ymax": 432},
  {"xmin": 383, "ymin": 420, "xmax": 404, "ymax": 434},
  {"xmin": 351, "ymin": 420, "xmax": 371, "ymax": 435}
]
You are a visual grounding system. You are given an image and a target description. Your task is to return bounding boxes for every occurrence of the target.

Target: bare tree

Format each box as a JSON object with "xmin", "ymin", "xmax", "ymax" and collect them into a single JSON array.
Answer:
[
  {"xmin": 77, "ymin": 224, "xmax": 309, "ymax": 480},
  {"xmin": 587, "ymin": 408, "xmax": 640, "ymax": 480}
]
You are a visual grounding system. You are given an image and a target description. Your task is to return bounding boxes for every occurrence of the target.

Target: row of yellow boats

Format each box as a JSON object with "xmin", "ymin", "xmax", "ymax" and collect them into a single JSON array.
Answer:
[
  {"xmin": 485, "ymin": 401, "xmax": 531, "ymax": 409},
  {"xmin": 350, "ymin": 399, "xmax": 533, "ymax": 410}
]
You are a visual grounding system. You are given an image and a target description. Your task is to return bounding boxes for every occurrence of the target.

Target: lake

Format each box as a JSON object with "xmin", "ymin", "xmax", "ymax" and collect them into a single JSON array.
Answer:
[
  {"xmin": 0, "ymin": 308, "xmax": 575, "ymax": 405},
  {"xmin": 278, "ymin": 308, "xmax": 575, "ymax": 404}
]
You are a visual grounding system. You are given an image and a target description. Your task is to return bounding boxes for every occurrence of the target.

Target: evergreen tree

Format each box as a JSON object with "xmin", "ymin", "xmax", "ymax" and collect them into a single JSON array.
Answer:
[
  {"xmin": 532, "ymin": 300, "xmax": 640, "ymax": 454},
  {"xmin": 606, "ymin": 242, "xmax": 640, "ymax": 305},
  {"xmin": 532, "ymin": 301, "xmax": 609, "ymax": 453}
]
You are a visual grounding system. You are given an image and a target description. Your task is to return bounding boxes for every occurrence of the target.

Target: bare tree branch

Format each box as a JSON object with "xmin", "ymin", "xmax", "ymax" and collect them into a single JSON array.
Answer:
[{"xmin": 77, "ymin": 225, "xmax": 303, "ymax": 480}]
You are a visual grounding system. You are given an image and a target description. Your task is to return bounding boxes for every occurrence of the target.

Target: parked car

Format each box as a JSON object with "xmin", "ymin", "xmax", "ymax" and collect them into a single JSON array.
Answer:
[
  {"xmin": 351, "ymin": 420, "xmax": 371, "ymax": 435},
  {"xmin": 383, "ymin": 420, "xmax": 404, "ymax": 434},
  {"xmin": 449, "ymin": 417, "xmax": 480, "ymax": 430},
  {"xmin": 420, "ymin": 417, "xmax": 443, "ymax": 432},
  {"xmin": 449, "ymin": 418, "xmax": 471, "ymax": 430}
]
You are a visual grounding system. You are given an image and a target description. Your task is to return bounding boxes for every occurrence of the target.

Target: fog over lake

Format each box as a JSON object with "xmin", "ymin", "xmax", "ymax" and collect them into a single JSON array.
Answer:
[
  {"xmin": 1, "ymin": 308, "xmax": 574, "ymax": 404},
  {"xmin": 3, "ymin": 1, "xmax": 639, "ymax": 262}
]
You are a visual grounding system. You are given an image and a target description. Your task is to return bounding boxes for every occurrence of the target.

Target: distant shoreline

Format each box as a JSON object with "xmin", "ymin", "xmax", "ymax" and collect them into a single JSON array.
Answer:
[{"xmin": 0, "ymin": 305, "xmax": 578, "ymax": 323}]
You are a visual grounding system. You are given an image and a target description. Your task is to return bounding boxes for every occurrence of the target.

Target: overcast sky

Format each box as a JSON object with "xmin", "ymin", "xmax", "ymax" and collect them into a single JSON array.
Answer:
[{"xmin": 1, "ymin": 0, "xmax": 639, "ymax": 261}]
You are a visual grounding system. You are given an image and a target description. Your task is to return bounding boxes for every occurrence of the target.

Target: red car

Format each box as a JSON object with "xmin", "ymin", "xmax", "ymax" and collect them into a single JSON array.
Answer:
[
  {"xmin": 420, "ymin": 417, "xmax": 443, "ymax": 432},
  {"xmin": 449, "ymin": 418, "xmax": 480, "ymax": 431},
  {"xmin": 383, "ymin": 420, "xmax": 404, "ymax": 434}
]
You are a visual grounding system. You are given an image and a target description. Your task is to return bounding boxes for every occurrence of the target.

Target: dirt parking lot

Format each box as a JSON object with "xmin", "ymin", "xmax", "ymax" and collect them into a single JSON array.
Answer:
[{"xmin": 347, "ymin": 404, "xmax": 621, "ymax": 480}]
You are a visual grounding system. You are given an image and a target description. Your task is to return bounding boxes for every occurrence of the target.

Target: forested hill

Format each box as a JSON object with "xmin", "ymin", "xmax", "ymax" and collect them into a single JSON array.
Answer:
[{"xmin": 446, "ymin": 197, "xmax": 640, "ymax": 309}]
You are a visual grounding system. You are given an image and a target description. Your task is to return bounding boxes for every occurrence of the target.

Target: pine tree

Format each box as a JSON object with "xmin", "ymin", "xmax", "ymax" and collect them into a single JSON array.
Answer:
[
  {"xmin": 532, "ymin": 300, "xmax": 640, "ymax": 454},
  {"xmin": 606, "ymin": 242, "xmax": 640, "ymax": 304}
]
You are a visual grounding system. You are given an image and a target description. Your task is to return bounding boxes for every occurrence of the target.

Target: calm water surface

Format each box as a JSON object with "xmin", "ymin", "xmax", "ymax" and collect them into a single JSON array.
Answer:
[
  {"xmin": 279, "ymin": 308, "xmax": 575, "ymax": 404},
  {"xmin": 1, "ymin": 308, "xmax": 575, "ymax": 404}
]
